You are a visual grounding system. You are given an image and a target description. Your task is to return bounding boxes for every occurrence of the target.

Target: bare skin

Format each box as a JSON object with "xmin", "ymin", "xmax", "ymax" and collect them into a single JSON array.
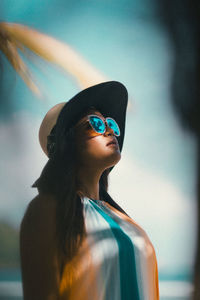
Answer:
[
  {"xmin": 20, "ymin": 194, "xmax": 61, "ymax": 300},
  {"xmin": 74, "ymin": 110, "xmax": 121, "ymax": 200}
]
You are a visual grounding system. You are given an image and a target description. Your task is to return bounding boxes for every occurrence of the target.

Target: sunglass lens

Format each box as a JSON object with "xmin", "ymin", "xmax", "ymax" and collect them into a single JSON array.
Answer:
[
  {"xmin": 106, "ymin": 118, "xmax": 120, "ymax": 136},
  {"xmin": 89, "ymin": 116, "xmax": 105, "ymax": 133}
]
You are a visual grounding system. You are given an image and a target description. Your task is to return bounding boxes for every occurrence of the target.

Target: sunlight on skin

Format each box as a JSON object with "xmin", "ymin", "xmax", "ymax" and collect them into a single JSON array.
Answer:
[
  {"xmin": 74, "ymin": 110, "xmax": 121, "ymax": 200},
  {"xmin": 75, "ymin": 110, "xmax": 121, "ymax": 167}
]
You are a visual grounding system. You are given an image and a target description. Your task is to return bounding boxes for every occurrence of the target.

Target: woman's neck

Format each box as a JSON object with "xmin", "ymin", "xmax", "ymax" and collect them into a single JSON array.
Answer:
[{"xmin": 76, "ymin": 167, "xmax": 102, "ymax": 201}]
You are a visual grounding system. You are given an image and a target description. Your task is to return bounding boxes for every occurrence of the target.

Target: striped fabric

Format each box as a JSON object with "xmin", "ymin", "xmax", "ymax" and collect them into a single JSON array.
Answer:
[{"xmin": 59, "ymin": 196, "xmax": 160, "ymax": 300}]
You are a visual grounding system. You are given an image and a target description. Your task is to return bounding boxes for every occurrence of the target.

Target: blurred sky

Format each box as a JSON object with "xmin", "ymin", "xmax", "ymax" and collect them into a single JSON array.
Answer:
[{"xmin": 0, "ymin": 0, "xmax": 197, "ymax": 279}]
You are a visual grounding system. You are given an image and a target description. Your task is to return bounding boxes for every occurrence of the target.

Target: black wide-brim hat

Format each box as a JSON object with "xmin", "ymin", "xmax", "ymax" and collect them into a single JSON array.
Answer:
[{"xmin": 39, "ymin": 80, "xmax": 128, "ymax": 172}]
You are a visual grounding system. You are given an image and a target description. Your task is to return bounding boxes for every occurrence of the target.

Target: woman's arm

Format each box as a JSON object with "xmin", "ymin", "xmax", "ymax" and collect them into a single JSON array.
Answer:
[{"xmin": 20, "ymin": 194, "xmax": 61, "ymax": 300}]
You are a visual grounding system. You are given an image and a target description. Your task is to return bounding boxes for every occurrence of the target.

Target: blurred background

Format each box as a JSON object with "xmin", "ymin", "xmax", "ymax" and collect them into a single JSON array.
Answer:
[{"xmin": 0, "ymin": 0, "xmax": 199, "ymax": 299}]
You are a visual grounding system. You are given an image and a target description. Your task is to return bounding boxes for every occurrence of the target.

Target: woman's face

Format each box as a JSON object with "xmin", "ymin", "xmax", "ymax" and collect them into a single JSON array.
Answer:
[{"xmin": 74, "ymin": 110, "xmax": 121, "ymax": 171}]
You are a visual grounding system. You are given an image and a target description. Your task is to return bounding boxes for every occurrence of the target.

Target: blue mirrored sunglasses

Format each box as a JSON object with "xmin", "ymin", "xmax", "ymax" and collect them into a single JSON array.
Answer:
[{"xmin": 86, "ymin": 114, "xmax": 120, "ymax": 136}]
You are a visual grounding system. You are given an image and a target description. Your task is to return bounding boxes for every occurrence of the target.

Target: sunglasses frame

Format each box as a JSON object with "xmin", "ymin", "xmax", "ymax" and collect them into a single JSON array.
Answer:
[{"xmin": 86, "ymin": 114, "xmax": 120, "ymax": 137}]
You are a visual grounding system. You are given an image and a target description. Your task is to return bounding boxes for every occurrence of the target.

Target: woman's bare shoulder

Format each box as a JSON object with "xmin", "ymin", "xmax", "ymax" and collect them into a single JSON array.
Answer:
[
  {"xmin": 23, "ymin": 193, "xmax": 56, "ymax": 216},
  {"xmin": 20, "ymin": 193, "xmax": 57, "ymax": 234},
  {"xmin": 20, "ymin": 194, "xmax": 61, "ymax": 299}
]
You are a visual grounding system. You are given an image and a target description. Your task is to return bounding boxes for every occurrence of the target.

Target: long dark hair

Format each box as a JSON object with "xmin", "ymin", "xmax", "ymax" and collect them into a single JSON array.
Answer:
[{"xmin": 32, "ymin": 106, "xmax": 129, "ymax": 267}]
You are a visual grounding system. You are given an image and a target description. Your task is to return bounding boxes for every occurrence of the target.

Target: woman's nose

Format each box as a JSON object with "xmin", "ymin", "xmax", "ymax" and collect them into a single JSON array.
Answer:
[{"xmin": 104, "ymin": 124, "xmax": 114, "ymax": 136}]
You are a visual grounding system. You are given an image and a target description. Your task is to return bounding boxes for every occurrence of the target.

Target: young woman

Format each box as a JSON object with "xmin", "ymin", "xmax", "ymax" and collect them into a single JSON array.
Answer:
[{"xmin": 20, "ymin": 81, "xmax": 160, "ymax": 300}]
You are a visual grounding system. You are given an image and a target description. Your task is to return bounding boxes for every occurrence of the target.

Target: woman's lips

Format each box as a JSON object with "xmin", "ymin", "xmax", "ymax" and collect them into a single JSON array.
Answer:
[
  {"xmin": 107, "ymin": 143, "xmax": 118, "ymax": 147},
  {"xmin": 106, "ymin": 140, "xmax": 118, "ymax": 148},
  {"xmin": 106, "ymin": 139, "xmax": 117, "ymax": 146}
]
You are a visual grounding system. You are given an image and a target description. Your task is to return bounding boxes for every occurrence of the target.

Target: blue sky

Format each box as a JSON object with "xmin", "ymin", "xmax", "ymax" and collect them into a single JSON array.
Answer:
[{"xmin": 0, "ymin": 0, "xmax": 197, "ymax": 281}]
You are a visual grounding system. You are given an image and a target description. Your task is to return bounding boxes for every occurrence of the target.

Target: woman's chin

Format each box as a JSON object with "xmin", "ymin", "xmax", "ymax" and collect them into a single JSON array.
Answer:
[{"xmin": 105, "ymin": 151, "xmax": 121, "ymax": 167}]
